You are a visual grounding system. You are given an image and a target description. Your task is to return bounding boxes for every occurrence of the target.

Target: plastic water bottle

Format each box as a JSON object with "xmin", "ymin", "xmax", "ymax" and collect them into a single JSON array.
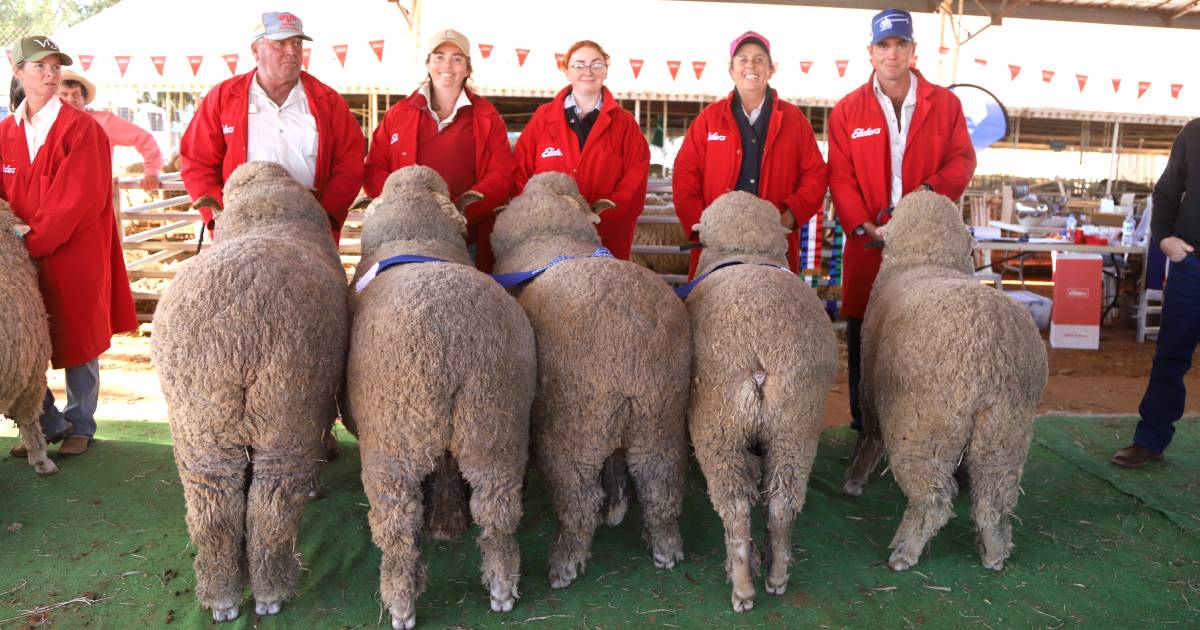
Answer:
[
  {"xmin": 1064, "ymin": 213, "xmax": 1077, "ymax": 238},
  {"xmin": 1121, "ymin": 214, "xmax": 1137, "ymax": 247}
]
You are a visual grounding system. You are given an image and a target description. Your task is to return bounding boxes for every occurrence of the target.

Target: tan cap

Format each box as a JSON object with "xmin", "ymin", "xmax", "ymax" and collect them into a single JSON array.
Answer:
[
  {"xmin": 427, "ymin": 28, "xmax": 470, "ymax": 57},
  {"xmin": 60, "ymin": 70, "xmax": 97, "ymax": 106}
]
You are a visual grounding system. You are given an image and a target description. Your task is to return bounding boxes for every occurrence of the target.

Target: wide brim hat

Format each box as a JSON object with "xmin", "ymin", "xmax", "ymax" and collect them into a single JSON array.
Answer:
[{"xmin": 60, "ymin": 70, "xmax": 97, "ymax": 106}]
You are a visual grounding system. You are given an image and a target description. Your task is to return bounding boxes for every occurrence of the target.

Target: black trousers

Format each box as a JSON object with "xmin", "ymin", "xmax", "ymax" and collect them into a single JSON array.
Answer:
[{"xmin": 846, "ymin": 317, "xmax": 864, "ymax": 432}]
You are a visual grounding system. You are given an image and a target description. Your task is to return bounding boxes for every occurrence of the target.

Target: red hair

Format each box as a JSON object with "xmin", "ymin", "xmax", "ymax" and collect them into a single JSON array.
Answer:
[{"xmin": 561, "ymin": 40, "xmax": 610, "ymax": 71}]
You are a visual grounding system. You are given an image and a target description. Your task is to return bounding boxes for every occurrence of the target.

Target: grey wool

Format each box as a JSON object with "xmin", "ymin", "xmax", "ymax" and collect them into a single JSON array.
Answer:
[
  {"xmin": 0, "ymin": 203, "xmax": 55, "ymax": 476},
  {"xmin": 686, "ymin": 192, "xmax": 837, "ymax": 612},
  {"xmin": 151, "ymin": 162, "xmax": 350, "ymax": 622},
  {"xmin": 842, "ymin": 190, "xmax": 1047, "ymax": 572},
  {"xmin": 490, "ymin": 172, "xmax": 692, "ymax": 590},
  {"xmin": 347, "ymin": 166, "xmax": 536, "ymax": 630}
]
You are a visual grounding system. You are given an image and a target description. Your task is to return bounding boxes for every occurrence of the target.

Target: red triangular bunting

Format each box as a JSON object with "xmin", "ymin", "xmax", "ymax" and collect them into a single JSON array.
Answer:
[
  {"xmin": 938, "ymin": 46, "xmax": 949, "ymax": 54},
  {"xmin": 554, "ymin": 52, "xmax": 564, "ymax": 68},
  {"xmin": 835, "ymin": 59, "xmax": 848, "ymax": 77},
  {"xmin": 478, "ymin": 43, "xmax": 493, "ymax": 59},
  {"xmin": 79, "ymin": 54, "xmax": 94, "ymax": 71},
  {"xmin": 1138, "ymin": 81, "xmax": 1151, "ymax": 98},
  {"xmin": 151, "ymin": 55, "xmax": 166, "ymax": 76},
  {"xmin": 188, "ymin": 55, "xmax": 203, "ymax": 76},
  {"xmin": 667, "ymin": 60, "xmax": 681, "ymax": 80},
  {"xmin": 1172, "ymin": 83, "xmax": 1183, "ymax": 99},
  {"xmin": 692, "ymin": 60, "xmax": 706, "ymax": 79},
  {"xmin": 630, "ymin": 58, "xmax": 643, "ymax": 78},
  {"xmin": 223, "ymin": 53, "xmax": 238, "ymax": 75},
  {"xmin": 369, "ymin": 39, "xmax": 384, "ymax": 62},
  {"xmin": 974, "ymin": 58, "xmax": 987, "ymax": 66},
  {"xmin": 799, "ymin": 60, "xmax": 812, "ymax": 74},
  {"xmin": 115, "ymin": 55, "xmax": 131, "ymax": 77},
  {"xmin": 333, "ymin": 44, "xmax": 348, "ymax": 67},
  {"xmin": 1076, "ymin": 74, "xmax": 1087, "ymax": 92},
  {"xmin": 515, "ymin": 48, "xmax": 530, "ymax": 67},
  {"xmin": 1042, "ymin": 69, "xmax": 1054, "ymax": 83},
  {"xmin": 302, "ymin": 48, "xmax": 311, "ymax": 71},
  {"xmin": 1008, "ymin": 64, "xmax": 1021, "ymax": 80},
  {"xmin": 1111, "ymin": 78, "xmax": 1121, "ymax": 93}
]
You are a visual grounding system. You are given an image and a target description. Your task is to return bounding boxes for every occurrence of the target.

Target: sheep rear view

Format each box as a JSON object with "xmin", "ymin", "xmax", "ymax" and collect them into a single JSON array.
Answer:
[
  {"xmin": 490, "ymin": 172, "xmax": 692, "ymax": 590},
  {"xmin": 348, "ymin": 166, "xmax": 536, "ymax": 630},
  {"xmin": 845, "ymin": 190, "xmax": 1047, "ymax": 572},
  {"xmin": 685, "ymin": 191, "xmax": 837, "ymax": 612},
  {"xmin": 0, "ymin": 203, "xmax": 55, "ymax": 476},
  {"xmin": 152, "ymin": 162, "xmax": 349, "ymax": 622}
]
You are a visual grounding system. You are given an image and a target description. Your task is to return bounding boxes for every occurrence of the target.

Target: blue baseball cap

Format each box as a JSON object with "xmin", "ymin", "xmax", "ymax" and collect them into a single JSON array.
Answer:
[{"xmin": 871, "ymin": 8, "xmax": 914, "ymax": 44}]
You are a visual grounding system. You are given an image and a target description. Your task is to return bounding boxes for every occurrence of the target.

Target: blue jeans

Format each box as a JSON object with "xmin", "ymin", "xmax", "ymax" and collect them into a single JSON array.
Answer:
[
  {"xmin": 38, "ymin": 359, "xmax": 100, "ymax": 440},
  {"xmin": 1135, "ymin": 254, "xmax": 1200, "ymax": 453}
]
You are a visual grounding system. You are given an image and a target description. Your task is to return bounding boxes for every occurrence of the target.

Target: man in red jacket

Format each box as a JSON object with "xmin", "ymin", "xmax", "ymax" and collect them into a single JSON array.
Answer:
[
  {"xmin": 828, "ymin": 8, "xmax": 976, "ymax": 449},
  {"xmin": 180, "ymin": 11, "xmax": 364, "ymax": 241},
  {"xmin": 673, "ymin": 30, "xmax": 828, "ymax": 276}
]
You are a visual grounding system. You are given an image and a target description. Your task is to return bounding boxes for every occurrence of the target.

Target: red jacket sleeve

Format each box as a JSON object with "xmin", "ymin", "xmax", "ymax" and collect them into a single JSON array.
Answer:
[
  {"xmin": 827, "ymin": 104, "xmax": 873, "ymax": 232},
  {"xmin": 780, "ymin": 114, "xmax": 828, "ymax": 227},
  {"xmin": 180, "ymin": 85, "xmax": 229, "ymax": 216},
  {"xmin": 101, "ymin": 113, "xmax": 164, "ymax": 175},
  {"xmin": 924, "ymin": 94, "xmax": 977, "ymax": 199},
  {"xmin": 604, "ymin": 118, "xmax": 651, "ymax": 225},
  {"xmin": 363, "ymin": 114, "xmax": 393, "ymax": 199},
  {"xmin": 672, "ymin": 118, "xmax": 708, "ymax": 239},
  {"xmin": 511, "ymin": 116, "xmax": 539, "ymax": 197},
  {"xmin": 23, "ymin": 119, "xmax": 112, "ymax": 259},
  {"xmin": 318, "ymin": 100, "xmax": 365, "ymax": 231},
  {"xmin": 463, "ymin": 110, "xmax": 514, "ymax": 228}
]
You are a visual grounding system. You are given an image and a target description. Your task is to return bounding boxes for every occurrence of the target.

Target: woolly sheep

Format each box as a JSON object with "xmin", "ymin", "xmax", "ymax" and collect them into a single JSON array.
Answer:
[
  {"xmin": 152, "ymin": 162, "xmax": 350, "ymax": 622},
  {"xmin": 629, "ymin": 195, "xmax": 690, "ymax": 276},
  {"xmin": 683, "ymin": 191, "xmax": 837, "ymax": 611},
  {"xmin": 0, "ymin": 203, "xmax": 55, "ymax": 476},
  {"xmin": 490, "ymin": 172, "xmax": 691, "ymax": 589},
  {"xmin": 842, "ymin": 190, "xmax": 1047, "ymax": 572},
  {"xmin": 346, "ymin": 166, "xmax": 536, "ymax": 630}
]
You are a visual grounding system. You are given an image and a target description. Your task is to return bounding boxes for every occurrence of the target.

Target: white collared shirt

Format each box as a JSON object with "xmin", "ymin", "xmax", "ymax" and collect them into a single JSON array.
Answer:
[
  {"xmin": 247, "ymin": 78, "xmax": 317, "ymax": 189},
  {"xmin": 15, "ymin": 96, "xmax": 63, "ymax": 162},
  {"xmin": 564, "ymin": 92, "xmax": 603, "ymax": 117},
  {"xmin": 742, "ymin": 101, "xmax": 764, "ymax": 126},
  {"xmin": 419, "ymin": 83, "xmax": 472, "ymax": 132},
  {"xmin": 873, "ymin": 71, "xmax": 918, "ymax": 208}
]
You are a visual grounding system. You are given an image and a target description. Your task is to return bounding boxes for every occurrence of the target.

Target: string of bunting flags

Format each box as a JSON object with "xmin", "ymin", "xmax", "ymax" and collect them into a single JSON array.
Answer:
[{"xmin": 2, "ymin": 40, "xmax": 1183, "ymax": 99}]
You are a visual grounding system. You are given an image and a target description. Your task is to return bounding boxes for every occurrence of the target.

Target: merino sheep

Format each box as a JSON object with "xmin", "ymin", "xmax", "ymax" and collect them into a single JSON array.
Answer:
[
  {"xmin": 843, "ymin": 190, "xmax": 1047, "ymax": 572},
  {"xmin": 346, "ymin": 166, "xmax": 536, "ymax": 630},
  {"xmin": 629, "ymin": 195, "xmax": 690, "ymax": 276},
  {"xmin": 0, "ymin": 203, "xmax": 55, "ymax": 476},
  {"xmin": 683, "ymin": 191, "xmax": 837, "ymax": 611},
  {"xmin": 152, "ymin": 162, "xmax": 350, "ymax": 622},
  {"xmin": 490, "ymin": 172, "xmax": 691, "ymax": 589}
]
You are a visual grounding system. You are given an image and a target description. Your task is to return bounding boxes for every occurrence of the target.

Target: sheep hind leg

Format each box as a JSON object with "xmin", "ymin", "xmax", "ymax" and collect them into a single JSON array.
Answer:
[
  {"xmin": 694, "ymin": 440, "xmax": 758, "ymax": 612},
  {"xmin": 600, "ymin": 449, "xmax": 630, "ymax": 527},
  {"xmin": 967, "ymin": 406, "xmax": 1032, "ymax": 571},
  {"xmin": 887, "ymin": 454, "xmax": 958, "ymax": 572},
  {"xmin": 424, "ymin": 451, "xmax": 471, "ymax": 541},
  {"xmin": 12, "ymin": 381, "xmax": 56, "ymax": 476},
  {"xmin": 458, "ymin": 463, "xmax": 523, "ymax": 613},
  {"xmin": 625, "ymin": 440, "xmax": 687, "ymax": 570},
  {"xmin": 245, "ymin": 446, "xmax": 321, "ymax": 616},
  {"xmin": 364, "ymin": 461, "xmax": 426, "ymax": 630},
  {"xmin": 540, "ymin": 453, "xmax": 604, "ymax": 589},
  {"xmin": 842, "ymin": 412, "xmax": 885, "ymax": 497},
  {"xmin": 762, "ymin": 447, "xmax": 814, "ymax": 596},
  {"xmin": 176, "ymin": 447, "xmax": 249, "ymax": 622}
]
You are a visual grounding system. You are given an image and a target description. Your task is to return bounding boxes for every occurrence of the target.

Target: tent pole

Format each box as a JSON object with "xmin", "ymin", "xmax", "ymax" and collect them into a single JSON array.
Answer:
[
  {"xmin": 635, "ymin": 99, "xmax": 641, "ymax": 131},
  {"xmin": 1106, "ymin": 120, "xmax": 1120, "ymax": 197},
  {"xmin": 662, "ymin": 99, "xmax": 669, "ymax": 146},
  {"xmin": 368, "ymin": 88, "xmax": 378, "ymax": 137}
]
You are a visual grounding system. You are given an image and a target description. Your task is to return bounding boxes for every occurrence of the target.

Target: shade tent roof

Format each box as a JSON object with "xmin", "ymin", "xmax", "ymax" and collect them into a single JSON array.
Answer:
[{"xmin": 20, "ymin": 0, "xmax": 1197, "ymax": 126}]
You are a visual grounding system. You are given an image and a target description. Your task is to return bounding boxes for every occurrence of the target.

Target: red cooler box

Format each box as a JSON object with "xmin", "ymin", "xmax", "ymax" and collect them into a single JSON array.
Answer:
[{"xmin": 1050, "ymin": 252, "xmax": 1102, "ymax": 349}]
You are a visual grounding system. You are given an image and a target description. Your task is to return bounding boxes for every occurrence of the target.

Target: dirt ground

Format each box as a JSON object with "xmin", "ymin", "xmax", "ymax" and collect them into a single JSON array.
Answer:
[{"xmin": 61, "ymin": 324, "xmax": 1199, "ymax": 428}]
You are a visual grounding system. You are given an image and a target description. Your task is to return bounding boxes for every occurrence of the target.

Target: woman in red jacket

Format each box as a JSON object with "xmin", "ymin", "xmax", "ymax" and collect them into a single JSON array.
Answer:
[
  {"xmin": 2, "ymin": 36, "xmax": 137, "ymax": 458},
  {"xmin": 513, "ymin": 40, "xmax": 650, "ymax": 260},
  {"xmin": 364, "ymin": 28, "xmax": 514, "ymax": 272}
]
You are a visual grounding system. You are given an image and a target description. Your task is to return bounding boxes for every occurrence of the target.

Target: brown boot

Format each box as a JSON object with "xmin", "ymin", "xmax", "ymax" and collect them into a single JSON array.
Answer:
[
  {"xmin": 58, "ymin": 436, "xmax": 92, "ymax": 457},
  {"xmin": 9, "ymin": 424, "xmax": 74, "ymax": 458},
  {"xmin": 1110, "ymin": 444, "xmax": 1163, "ymax": 469}
]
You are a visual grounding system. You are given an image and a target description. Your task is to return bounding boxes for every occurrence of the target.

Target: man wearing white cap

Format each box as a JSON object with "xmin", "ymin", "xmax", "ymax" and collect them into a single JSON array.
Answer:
[
  {"xmin": 180, "ymin": 11, "xmax": 364, "ymax": 241},
  {"xmin": 58, "ymin": 70, "xmax": 164, "ymax": 192}
]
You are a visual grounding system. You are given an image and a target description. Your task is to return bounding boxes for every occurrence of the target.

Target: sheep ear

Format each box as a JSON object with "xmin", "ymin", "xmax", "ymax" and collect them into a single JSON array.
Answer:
[
  {"xmin": 12, "ymin": 223, "xmax": 31, "ymax": 237},
  {"xmin": 433, "ymin": 192, "xmax": 468, "ymax": 236}
]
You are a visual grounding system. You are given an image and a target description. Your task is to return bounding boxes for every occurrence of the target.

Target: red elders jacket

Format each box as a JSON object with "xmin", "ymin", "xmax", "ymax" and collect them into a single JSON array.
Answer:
[
  {"xmin": 1, "ymin": 99, "xmax": 138, "ymax": 368},
  {"xmin": 180, "ymin": 71, "xmax": 365, "ymax": 240},
  {"xmin": 672, "ymin": 89, "xmax": 828, "ymax": 276},
  {"xmin": 513, "ymin": 86, "xmax": 650, "ymax": 260},
  {"xmin": 829, "ymin": 70, "xmax": 976, "ymax": 318},
  {"xmin": 364, "ymin": 88, "xmax": 514, "ymax": 272}
]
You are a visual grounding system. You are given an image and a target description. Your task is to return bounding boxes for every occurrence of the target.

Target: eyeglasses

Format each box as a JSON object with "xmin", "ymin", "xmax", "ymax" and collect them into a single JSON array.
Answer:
[
  {"xmin": 568, "ymin": 61, "xmax": 608, "ymax": 73},
  {"xmin": 430, "ymin": 52, "xmax": 468, "ymax": 66}
]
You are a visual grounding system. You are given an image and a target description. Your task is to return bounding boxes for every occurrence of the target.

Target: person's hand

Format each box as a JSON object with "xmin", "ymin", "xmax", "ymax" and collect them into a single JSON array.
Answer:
[
  {"xmin": 140, "ymin": 172, "xmax": 161, "ymax": 192},
  {"xmin": 455, "ymin": 190, "xmax": 484, "ymax": 212},
  {"xmin": 12, "ymin": 221, "xmax": 30, "ymax": 240},
  {"xmin": 860, "ymin": 221, "xmax": 882, "ymax": 241},
  {"xmin": 1160, "ymin": 236, "xmax": 1195, "ymax": 263},
  {"xmin": 779, "ymin": 210, "xmax": 797, "ymax": 230},
  {"xmin": 192, "ymin": 195, "xmax": 222, "ymax": 231},
  {"xmin": 592, "ymin": 198, "xmax": 617, "ymax": 214}
]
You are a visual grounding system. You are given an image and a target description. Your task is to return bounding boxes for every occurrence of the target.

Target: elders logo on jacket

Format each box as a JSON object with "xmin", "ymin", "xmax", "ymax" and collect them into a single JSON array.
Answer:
[
  {"xmin": 1, "ymin": 164, "xmax": 15, "ymax": 175},
  {"xmin": 706, "ymin": 131, "xmax": 727, "ymax": 141},
  {"xmin": 851, "ymin": 127, "xmax": 882, "ymax": 139},
  {"xmin": 221, "ymin": 125, "xmax": 235, "ymax": 135},
  {"xmin": 540, "ymin": 146, "xmax": 564, "ymax": 158}
]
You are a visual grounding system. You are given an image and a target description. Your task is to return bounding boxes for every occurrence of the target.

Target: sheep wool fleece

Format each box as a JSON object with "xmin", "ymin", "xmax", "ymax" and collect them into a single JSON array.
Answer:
[
  {"xmin": 152, "ymin": 162, "xmax": 350, "ymax": 623},
  {"xmin": 346, "ymin": 166, "xmax": 536, "ymax": 629},
  {"xmin": 491, "ymin": 172, "xmax": 692, "ymax": 590}
]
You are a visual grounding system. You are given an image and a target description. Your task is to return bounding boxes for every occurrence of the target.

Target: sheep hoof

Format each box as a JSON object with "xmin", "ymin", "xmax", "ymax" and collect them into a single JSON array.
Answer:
[
  {"xmin": 211, "ymin": 603, "xmax": 239, "ymax": 622},
  {"xmin": 731, "ymin": 592, "xmax": 755, "ymax": 612},
  {"xmin": 603, "ymin": 497, "xmax": 628, "ymax": 527},
  {"xmin": 841, "ymin": 480, "xmax": 864, "ymax": 497},
  {"xmin": 888, "ymin": 555, "xmax": 914, "ymax": 572},
  {"xmin": 390, "ymin": 603, "xmax": 416, "ymax": 630},
  {"xmin": 653, "ymin": 548, "xmax": 683, "ymax": 569},
  {"xmin": 254, "ymin": 599, "xmax": 282, "ymax": 615},
  {"xmin": 765, "ymin": 578, "xmax": 788, "ymax": 595},
  {"xmin": 548, "ymin": 563, "xmax": 578, "ymax": 589},
  {"xmin": 489, "ymin": 594, "xmax": 515, "ymax": 612},
  {"xmin": 307, "ymin": 483, "xmax": 325, "ymax": 501},
  {"xmin": 981, "ymin": 558, "xmax": 1005, "ymax": 572},
  {"xmin": 33, "ymin": 458, "xmax": 59, "ymax": 476}
]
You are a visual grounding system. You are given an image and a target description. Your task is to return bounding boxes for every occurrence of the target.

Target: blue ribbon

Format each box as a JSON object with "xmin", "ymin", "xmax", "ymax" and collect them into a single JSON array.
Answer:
[
  {"xmin": 490, "ymin": 247, "xmax": 614, "ymax": 289},
  {"xmin": 674, "ymin": 260, "xmax": 790, "ymax": 299},
  {"xmin": 354, "ymin": 254, "xmax": 450, "ymax": 293}
]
